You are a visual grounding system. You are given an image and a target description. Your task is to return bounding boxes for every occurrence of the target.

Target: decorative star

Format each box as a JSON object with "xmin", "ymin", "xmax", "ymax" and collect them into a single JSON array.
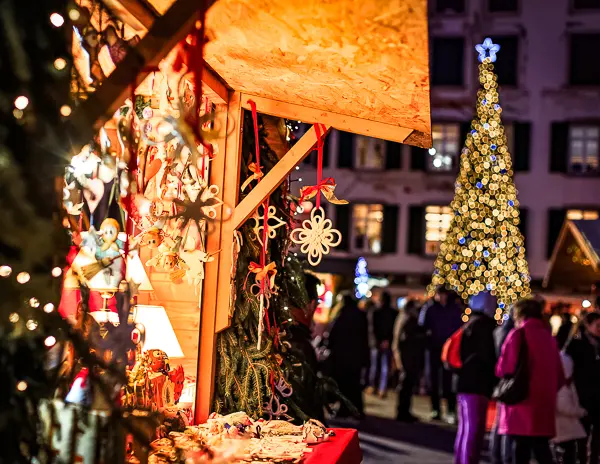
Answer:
[
  {"xmin": 475, "ymin": 38, "xmax": 501, "ymax": 63},
  {"xmin": 170, "ymin": 184, "xmax": 226, "ymax": 233}
]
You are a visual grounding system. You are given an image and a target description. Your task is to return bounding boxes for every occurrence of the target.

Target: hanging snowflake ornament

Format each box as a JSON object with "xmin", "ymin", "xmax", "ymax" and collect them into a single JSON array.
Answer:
[
  {"xmin": 171, "ymin": 183, "xmax": 229, "ymax": 233},
  {"xmin": 475, "ymin": 38, "xmax": 501, "ymax": 63},
  {"xmin": 290, "ymin": 207, "xmax": 342, "ymax": 266},
  {"xmin": 250, "ymin": 204, "xmax": 287, "ymax": 246}
]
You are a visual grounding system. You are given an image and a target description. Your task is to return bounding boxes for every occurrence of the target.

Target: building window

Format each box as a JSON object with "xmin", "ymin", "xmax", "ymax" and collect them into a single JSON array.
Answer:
[
  {"xmin": 568, "ymin": 125, "xmax": 599, "ymax": 173},
  {"xmin": 429, "ymin": 123, "xmax": 460, "ymax": 171},
  {"xmin": 489, "ymin": 0, "xmax": 518, "ymax": 11},
  {"xmin": 573, "ymin": 0, "xmax": 600, "ymax": 10},
  {"xmin": 570, "ymin": 34, "xmax": 600, "ymax": 86},
  {"xmin": 352, "ymin": 204, "xmax": 384, "ymax": 254},
  {"xmin": 431, "ymin": 37, "xmax": 465, "ymax": 87},
  {"xmin": 490, "ymin": 36, "xmax": 519, "ymax": 86},
  {"xmin": 435, "ymin": 0, "xmax": 465, "ymax": 14},
  {"xmin": 355, "ymin": 136, "xmax": 385, "ymax": 169},
  {"xmin": 567, "ymin": 209, "xmax": 599, "ymax": 220},
  {"xmin": 425, "ymin": 206, "xmax": 453, "ymax": 255}
]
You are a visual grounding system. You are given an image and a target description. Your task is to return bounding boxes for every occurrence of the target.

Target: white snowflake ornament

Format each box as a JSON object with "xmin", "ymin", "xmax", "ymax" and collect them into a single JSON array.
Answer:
[{"xmin": 290, "ymin": 207, "xmax": 342, "ymax": 266}]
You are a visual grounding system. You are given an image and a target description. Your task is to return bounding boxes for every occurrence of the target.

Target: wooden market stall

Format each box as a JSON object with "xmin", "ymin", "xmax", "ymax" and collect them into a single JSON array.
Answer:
[
  {"xmin": 544, "ymin": 219, "xmax": 600, "ymax": 294},
  {"xmin": 65, "ymin": 0, "xmax": 432, "ymax": 426}
]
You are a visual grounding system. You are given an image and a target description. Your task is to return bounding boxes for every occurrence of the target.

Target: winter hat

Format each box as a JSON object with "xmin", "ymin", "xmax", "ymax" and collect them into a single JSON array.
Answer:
[{"xmin": 469, "ymin": 291, "xmax": 498, "ymax": 318}]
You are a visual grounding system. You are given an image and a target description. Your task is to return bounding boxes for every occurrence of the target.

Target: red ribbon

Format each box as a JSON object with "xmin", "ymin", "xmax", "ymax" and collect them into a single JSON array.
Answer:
[
  {"xmin": 313, "ymin": 123, "xmax": 328, "ymax": 209},
  {"xmin": 298, "ymin": 177, "xmax": 336, "ymax": 204},
  {"xmin": 248, "ymin": 100, "xmax": 273, "ymax": 338}
]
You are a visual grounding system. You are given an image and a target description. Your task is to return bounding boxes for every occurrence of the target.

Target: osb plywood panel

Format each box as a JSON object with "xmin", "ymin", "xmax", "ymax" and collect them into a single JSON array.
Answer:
[{"xmin": 204, "ymin": 0, "xmax": 430, "ymax": 139}]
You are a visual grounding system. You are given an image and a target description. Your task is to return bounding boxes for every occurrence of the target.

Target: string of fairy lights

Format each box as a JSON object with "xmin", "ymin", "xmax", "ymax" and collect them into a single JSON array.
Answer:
[{"xmin": 429, "ymin": 38, "xmax": 531, "ymax": 321}]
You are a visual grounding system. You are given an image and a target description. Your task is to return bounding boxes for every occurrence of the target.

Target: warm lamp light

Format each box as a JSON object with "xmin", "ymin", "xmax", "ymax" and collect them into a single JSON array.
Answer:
[{"xmin": 134, "ymin": 305, "xmax": 184, "ymax": 358}]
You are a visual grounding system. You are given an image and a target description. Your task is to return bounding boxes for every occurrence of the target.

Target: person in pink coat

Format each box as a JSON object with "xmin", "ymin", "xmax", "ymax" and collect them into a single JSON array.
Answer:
[{"xmin": 496, "ymin": 298, "xmax": 566, "ymax": 464}]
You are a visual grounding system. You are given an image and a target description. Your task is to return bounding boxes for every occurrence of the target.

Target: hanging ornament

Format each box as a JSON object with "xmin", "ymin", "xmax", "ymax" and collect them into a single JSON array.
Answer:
[
  {"xmin": 291, "ymin": 123, "xmax": 344, "ymax": 266},
  {"xmin": 250, "ymin": 204, "xmax": 286, "ymax": 246},
  {"xmin": 170, "ymin": 183, "xmax": 228, "ymax": 233},
  {"xmin": 241, "ymin": 162, "xmax": 264, "ymax": 192},
  {"xmin": 291, "ymin": 208, "xmax": 341, "ymax": 266},
  {"xmin": 298, "ymin": 177, "xmax": 348, "ymax": 205}
]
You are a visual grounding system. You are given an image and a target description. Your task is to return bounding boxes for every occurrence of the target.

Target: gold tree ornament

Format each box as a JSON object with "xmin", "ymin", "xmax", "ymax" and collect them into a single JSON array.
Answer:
[
  {"xmin": 428, "ymin": 38, "xmax": 531, "ymax": 314},
  {"xmin": 291, "ymin": 207, "xmax": 342, "ymax": 266}
]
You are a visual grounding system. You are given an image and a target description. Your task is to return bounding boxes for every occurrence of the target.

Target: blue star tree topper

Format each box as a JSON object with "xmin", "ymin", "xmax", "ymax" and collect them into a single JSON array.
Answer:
[{"xmin": 475, "ymin": 38, "xmax": 501, "ymax": 63}]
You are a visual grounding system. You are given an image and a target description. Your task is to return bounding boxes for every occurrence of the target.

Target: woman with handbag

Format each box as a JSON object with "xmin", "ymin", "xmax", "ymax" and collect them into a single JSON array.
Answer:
[{"xmin": 495, "ymin": 298, "xmax": 565, "ymax": 464}]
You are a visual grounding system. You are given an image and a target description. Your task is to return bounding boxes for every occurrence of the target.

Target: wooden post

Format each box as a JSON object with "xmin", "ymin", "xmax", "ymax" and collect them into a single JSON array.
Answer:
[{"xmin": 195, "ymin": 92, "xmax": 243, "ymax": 423}]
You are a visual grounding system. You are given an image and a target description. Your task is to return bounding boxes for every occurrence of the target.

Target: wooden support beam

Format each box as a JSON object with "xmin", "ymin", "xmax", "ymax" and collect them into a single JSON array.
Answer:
[
  {"xmin": 195, "ymin": 92, "xmax": 243, "ymax": 423},
  {"xmin": 214, "ymin": 93, "xmax": 244, "ymax": 333},
  {"xmin": 232, "ymin": 124, "xmax": 331, "ymax": 230},
  {"xmin": 202, "ymin": 64, "xmax": 230, "ymax": 105},
  {"xmin": 103, "ymin": 0, "xmax": 158, "ymax": 31},
  {"xmin": 239, "ymin": 93, "xmax": 418, "ymax": 145},
  {"xmin": 64, "ymin": 0, "xmax": 215, "ymax": 155}
]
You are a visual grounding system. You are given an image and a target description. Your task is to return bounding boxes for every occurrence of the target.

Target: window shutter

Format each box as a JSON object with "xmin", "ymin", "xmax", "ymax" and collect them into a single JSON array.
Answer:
[
  {"xmin": 550, "ymin": 122, "xmax": 569, "ymax": 173},
  {"xmin": 410, "ymin": 147, "xmax": 427, "ymax": 171},
  {"xmin": 382, "ymin": 205, "xmax": 399, "ymax": 254},
  {"xmin": 407, "ymin": 206, "xmax": 426, "ymax": 255},
  {"xmin": 547, "ymin": 209, "xmax": 567, "ymax": 259},
  {"xmin": 513, "ymin": 122, "xmax": 531, "ymax": 172},
  {"xmin": 337, "ymin": 131, "xmax": 354, "ymax": 168},
  {"xmin": 385, "ymin": 141, "xmax": 402, "ymax": 170},
  {"xmin": 517, "ymin": 207, "xmax": 528, "ymax": 253},
  {"xmin": 335, "ymin": 204, "xmax": 350, "ymax": 251}
]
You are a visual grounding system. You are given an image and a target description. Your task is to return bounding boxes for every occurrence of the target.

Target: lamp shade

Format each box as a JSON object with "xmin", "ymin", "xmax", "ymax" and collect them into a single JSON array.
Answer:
[{"xmin": 134, "ymin": 305, "xmax": 184, "ymax": 358}]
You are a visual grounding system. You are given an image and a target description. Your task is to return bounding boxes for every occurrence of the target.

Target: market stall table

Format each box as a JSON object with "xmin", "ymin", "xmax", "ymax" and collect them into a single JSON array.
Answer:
[{"xmin": 304, "ymin": 429, "xmax": 362, "ymax": 464}]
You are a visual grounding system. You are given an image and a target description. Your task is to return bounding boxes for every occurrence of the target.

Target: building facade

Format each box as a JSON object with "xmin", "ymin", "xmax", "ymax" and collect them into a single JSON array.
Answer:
[{"xmin": 294, "ymin": 0, "xmax": 600, "ymax": 296}]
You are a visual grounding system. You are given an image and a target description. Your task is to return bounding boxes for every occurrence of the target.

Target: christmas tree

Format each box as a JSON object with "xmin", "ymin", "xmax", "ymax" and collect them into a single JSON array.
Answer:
[{"xmin": 429, "ymin": 38, "xmax": 531, "ymax": 317}]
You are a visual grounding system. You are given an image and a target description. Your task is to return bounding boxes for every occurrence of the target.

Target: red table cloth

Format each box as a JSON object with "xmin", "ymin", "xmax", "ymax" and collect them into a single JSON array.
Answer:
[{"xmin": 303, "ymin": 428, "xmax": 362, "ymax": 464}]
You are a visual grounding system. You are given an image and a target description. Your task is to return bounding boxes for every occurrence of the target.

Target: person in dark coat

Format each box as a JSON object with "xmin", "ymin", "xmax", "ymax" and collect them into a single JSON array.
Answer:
[
  {"xmin": 419, "ymin": 287, "xmax": 463, "ymax": 421},
  {"xmin": 327, "ymin": 292, "xmax": 370, "ymax": 417},
  {"xmin": 368, "ymin": 291, "xmax": 398, "ymax": 397},
  {"xmin": 455, "ymin": 292, "xmax": 498, "ymax": 464},
  {"xmin": 287, "ymin": 272, "xmax": 324, "ymax": 423},
  {"xmin": 567, "ymin": 311, "xmax": 600, "ymax": 464},
  {"xmin": 393, "ymin": 299, "xmax": 425, "ymax": 422},
  {"xmin": 490, "ymin": 307, "xmax": 515, "ymax": 464}
]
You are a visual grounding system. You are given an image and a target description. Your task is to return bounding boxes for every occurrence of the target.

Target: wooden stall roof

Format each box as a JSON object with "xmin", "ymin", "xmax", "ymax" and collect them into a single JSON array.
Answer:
[
  {"xmin": 124, "ymin": 0, "xmax": 432, "ymax": 146},
  {"xmin": 544, "ymin": 219, "xmax": 600, "ymax": 292}
]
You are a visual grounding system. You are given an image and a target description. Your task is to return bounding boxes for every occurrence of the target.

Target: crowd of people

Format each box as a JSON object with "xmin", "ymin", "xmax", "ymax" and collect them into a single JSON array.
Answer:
[{"xmin": 298, "ymin": 273, "xmax": 600, "ymax": 464}]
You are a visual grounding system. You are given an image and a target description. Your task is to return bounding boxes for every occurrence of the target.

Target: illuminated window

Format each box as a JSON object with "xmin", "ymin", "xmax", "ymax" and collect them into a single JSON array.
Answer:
[
  {"xmin": 429, "ymin": 123, "xmax": 460, "ymax": 171},
  {"xmin": 425, "ymin": 206, "xmax": 453, "ymax": 255},
  {"xmin": 568, "ymin": 125, "xmax": 599, "ymax": 173},
  {"xmin": 355, "ymin": 136, "xmax": 385, "ymax": 169},
  {"xmin": 567, "ymin": 209, "xmax": 599, "ymax": 220},
  {"xmin": 352, "ymin": 204, "xmax": 384, "ymax": 254}
]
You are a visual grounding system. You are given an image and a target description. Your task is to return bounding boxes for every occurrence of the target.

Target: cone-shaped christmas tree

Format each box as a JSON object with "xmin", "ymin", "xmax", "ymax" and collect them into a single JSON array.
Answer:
[{"xmin": 428, "ymin": 38, "xmax": 531, "ymax": 318}]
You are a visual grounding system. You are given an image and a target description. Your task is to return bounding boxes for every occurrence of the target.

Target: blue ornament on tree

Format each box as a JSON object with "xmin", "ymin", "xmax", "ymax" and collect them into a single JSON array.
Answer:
[
  {"xmin": 459, "ymin": 237, "xmax": 466, "ymax": 245},
  {"xmin": 476, "ymin": 181, "xmax": 483, "ymax": 189}
]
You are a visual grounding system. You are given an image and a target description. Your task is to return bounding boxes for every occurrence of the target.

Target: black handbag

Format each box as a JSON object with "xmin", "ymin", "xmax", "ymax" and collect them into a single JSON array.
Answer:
[{"xmin": 493, "ymin": 329, "xmax": 529, "ymax": 405}]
